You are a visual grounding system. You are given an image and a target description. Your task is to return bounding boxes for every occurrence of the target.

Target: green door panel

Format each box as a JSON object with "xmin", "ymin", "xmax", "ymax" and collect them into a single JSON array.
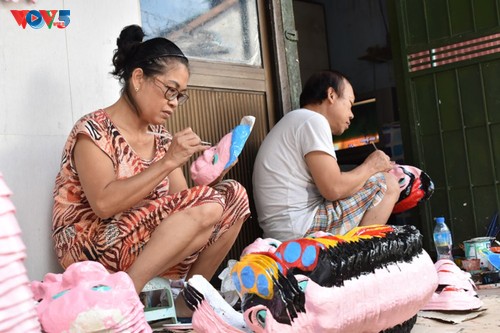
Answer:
[
  {"xmin": 425, "ymin": 0, "xmax": 451, "ymax": 41},
  {"xmin": 436, "ymin": 71, "xmax": 462, "ymax": 132},
  {"xmin": 483, "ymin": 60, "xmax": 500, "ymax": 123},
  {"xmin": 492, "ymin": 124, "xmax": 500, "ymax": 180},
  {"xmin": 474, "ymin": 186, "xmax": 500, "ymax": 234},
  {"xmin": 428, "ymin": 189, "xmax": 450, "ymax": 227},
  {"xmin": 404, "ymin": 1, "xmax": 427, "ymax": 45},
  {"xmin": 449, "ymin": 0, "xmax": 474, "ymax": 35},
  {"xmin": 389, "ymin": 0, "xmax": 500, "ymax": 254},
  {"xmin": 473, "ymin": 0, "xmax": 499, "ymax": 30},
  {"xmin": 413, "ymin": 76, "xmax": 439, "ymax": 135},
  {"xmin": 467, "ymin": 127, "xmax": 495, "ymax": 186},
  {"xmin": 442, "ymin": 130, "xmax": 469, "ymax": 187},
  {"xmin": 458, "ymin": 65, "xmax": 486, "ymax": 128},
  {"xmin": 448, "ymin": 188, "xmax": 476, "ymax": 245},
  {"xmin": 421, "ymin": 134, "xmax": 445, "ymax": 185},
  {"xmin": 448, "ymin": 187, "xmax": 475, "ymax": 242}
]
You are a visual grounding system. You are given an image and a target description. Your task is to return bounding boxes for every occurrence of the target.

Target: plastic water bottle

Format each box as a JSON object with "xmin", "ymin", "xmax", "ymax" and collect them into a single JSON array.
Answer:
[{"xmin": 433, "ymin": 217, "xmax": 453, "ymax": 260}]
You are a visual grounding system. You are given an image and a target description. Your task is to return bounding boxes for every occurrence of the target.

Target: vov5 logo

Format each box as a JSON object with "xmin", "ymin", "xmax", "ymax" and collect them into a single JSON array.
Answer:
[{"xmin": 11, "ymin": 10, "xmax": 70, "ymax": 29}]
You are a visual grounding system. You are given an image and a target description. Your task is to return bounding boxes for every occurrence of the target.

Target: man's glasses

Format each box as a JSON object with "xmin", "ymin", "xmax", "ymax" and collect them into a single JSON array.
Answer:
[{"xmin": 154, "ymin": 77, "xmax": 189, "ymax": 106}]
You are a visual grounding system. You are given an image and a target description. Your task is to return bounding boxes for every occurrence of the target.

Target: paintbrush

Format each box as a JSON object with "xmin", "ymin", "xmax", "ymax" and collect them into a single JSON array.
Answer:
[{"xmin": 147, "ymin": 131, "xmax": 211, "ymax": 146}]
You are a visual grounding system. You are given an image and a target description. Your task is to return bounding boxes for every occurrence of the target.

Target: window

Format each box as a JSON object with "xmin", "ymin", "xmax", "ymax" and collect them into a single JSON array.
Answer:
[{"xmin": 140, "ymin": 0, "xmax": 262, "ymax": 67}]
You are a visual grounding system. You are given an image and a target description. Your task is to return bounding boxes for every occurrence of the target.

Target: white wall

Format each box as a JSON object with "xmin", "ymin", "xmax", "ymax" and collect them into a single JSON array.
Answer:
[{"xmin": 0, "ymin": 0, "xmax": 141, "ymax": 280}]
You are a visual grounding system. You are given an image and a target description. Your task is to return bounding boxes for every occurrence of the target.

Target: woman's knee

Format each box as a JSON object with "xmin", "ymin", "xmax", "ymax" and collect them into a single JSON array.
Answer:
[
  {"xmin": 189, "ymin": 202, "xmax": 224, "ymax": 229},
  {"xmin": 199, "ymin": 180, "xmax": 250, "ymax": 225},
  {"xmin": 224, "ymin": 180, "xmax": 250, "ymax": 209}
]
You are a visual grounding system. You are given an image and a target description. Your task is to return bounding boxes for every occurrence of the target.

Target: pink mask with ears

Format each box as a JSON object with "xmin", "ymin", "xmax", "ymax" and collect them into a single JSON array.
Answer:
[
  {"xmin": 31, "ymin": 261, "xmax": 151, "ymax": 333},
  {"xmin": 389, "ymin": 164, "xmax": 434, "ymax": 214},
  {"xmin": 190, "ymin": 116, "xmax": 255, "ymax": 186}
]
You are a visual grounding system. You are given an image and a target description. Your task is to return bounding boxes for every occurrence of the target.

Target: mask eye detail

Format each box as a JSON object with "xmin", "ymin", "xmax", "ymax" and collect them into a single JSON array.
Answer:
[
  {"xmin": 91, "ymin": 285, "xmax": 112, "ymax": 292},
  {"xmin": 52, "ymin": 289, "xmax": 70, "ymax": 299}
]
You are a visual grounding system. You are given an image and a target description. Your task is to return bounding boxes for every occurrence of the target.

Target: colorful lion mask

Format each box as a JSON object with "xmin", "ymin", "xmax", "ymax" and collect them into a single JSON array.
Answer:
[{"xmin": 184, "ymin": 225, "xmax": 438, "ymax": 333}]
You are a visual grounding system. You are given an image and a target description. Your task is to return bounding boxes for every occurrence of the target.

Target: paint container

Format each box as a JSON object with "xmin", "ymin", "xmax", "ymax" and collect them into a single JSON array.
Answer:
[
  {"xmin": 462, "ymin": 258, "xmax": 481, "ymax": 272},
  {"xmin": 463, "ymin": 237, "xmax": 494, "ymax": 269}
]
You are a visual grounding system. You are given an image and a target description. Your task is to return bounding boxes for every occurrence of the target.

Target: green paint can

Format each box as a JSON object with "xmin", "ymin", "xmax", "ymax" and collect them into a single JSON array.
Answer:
[{"xmin": 463, "ymin": 237, "xmax": 494, "ymax": 269}]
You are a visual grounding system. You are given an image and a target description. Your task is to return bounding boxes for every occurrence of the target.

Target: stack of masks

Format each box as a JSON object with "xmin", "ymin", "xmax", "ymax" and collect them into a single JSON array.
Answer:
[{"xmin": 0, "ymin": 172, "xmax": 41, "ymax": 332}]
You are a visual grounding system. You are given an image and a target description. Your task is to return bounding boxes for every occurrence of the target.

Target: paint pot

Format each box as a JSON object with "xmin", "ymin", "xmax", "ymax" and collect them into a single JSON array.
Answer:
[
  {"xmin": 463, "ymin": 237, "xmax": 494, "ymax": 269},
  {"xmin": 462, "ymin": 258, "xmax": 481, "ymax": 272}
]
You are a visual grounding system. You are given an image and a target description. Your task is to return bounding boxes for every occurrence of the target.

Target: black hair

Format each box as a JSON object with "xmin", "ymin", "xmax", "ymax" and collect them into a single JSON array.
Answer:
[
  {"xmin": 299, "ymin": 70, "xmax": 349, "ymax": 108},
  {"xmin": 110, "ymin": 24, "xmax": 189, "ymax": 92}
]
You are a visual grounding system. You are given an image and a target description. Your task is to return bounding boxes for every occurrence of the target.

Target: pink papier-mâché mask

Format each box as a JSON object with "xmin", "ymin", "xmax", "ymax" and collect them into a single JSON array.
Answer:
[
  {"xmin": 31, "ymin": 261, "xmax": 151, "ymax": 333},
  {"xmin": 190, "ymin": 116, "xmax": 255, "ymax": 186}
]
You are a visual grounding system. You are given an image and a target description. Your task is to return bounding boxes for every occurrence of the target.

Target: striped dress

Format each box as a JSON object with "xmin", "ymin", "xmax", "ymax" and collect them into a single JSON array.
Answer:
[{"xmin": 52, "ymin": 110, "xmax": 250, "ymax": 279}]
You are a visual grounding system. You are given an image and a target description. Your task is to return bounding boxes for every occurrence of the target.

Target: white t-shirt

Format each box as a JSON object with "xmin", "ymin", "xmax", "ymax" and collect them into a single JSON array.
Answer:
[{"xmin": 252, "ymin": 108, "xmax": 337, "ymax": 241}]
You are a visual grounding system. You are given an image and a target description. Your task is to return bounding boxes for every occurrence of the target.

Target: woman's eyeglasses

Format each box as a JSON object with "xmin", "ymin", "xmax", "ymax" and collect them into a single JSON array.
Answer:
[{"xmin": 154, "ymin": 77, "xmax": 189, "ymax": 106}]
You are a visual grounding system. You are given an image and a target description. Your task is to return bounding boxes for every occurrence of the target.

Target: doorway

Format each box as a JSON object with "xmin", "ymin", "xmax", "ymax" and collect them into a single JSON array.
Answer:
[{"xmin": 292, "ymin": 0, "xmax": 399, "ymax": 166}]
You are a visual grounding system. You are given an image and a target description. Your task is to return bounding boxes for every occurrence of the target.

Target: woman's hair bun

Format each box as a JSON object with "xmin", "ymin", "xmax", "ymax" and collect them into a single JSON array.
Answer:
[
  {"xmin": 116, "ymin": 25, "xmax": 145, "ymax": 51},
  {"xmin": 111, "ymin": 25, "xmax": 145, "ymax": 81},
  {"xmin": 111, "ymin": 24, "xmax": 189, "ymax": 87}
]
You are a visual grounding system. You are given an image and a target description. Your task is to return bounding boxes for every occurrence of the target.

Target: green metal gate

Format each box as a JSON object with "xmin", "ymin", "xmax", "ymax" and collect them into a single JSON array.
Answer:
[{"xmin": 388, "ymin": 0, "xmax": 500, "ymax": 252}]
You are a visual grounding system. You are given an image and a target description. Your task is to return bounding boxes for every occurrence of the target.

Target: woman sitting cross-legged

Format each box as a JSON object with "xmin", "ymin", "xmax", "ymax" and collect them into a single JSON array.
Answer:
[{"xmin": 51, "ymin": 24, "xmax": 250, "ymax": 320}]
